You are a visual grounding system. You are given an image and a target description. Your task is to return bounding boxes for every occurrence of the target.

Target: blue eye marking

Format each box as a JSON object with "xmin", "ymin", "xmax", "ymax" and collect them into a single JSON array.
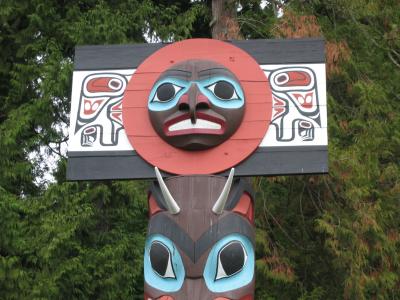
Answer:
[
  {"xmin": 198, "ymin": 76, "xmax": 244, "ymax": 109},
  {"xmin": 203, "ymin": 234, "xmax": 254, "ymax": 293},
  {"xmin": 148, "ymin": 78, "xmax": 189, "ymax": 112},
  {"xmin": 148, "ymin": 76, "xmax": 245, "ymax": 112},
  {"xmin": 144, "ymin": 234, "xmax": 185, "ymax": 292}
]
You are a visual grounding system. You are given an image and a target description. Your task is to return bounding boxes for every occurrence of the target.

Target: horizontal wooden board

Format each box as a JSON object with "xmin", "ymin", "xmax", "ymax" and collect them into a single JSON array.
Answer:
[
  {"xmin": 66, "ymin": 146, "xmax": 328, "ymax": 180},
  {"xmin": 74, "ymin": 38, "xmax": 325, "ymax": 70}
]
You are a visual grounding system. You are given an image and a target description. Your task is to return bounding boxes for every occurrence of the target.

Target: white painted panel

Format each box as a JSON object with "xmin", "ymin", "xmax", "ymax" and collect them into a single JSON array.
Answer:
[
  {"xmin": 260, "ymin": 63, "xmax": 327, "ymax": 147},
  {"xmin": 67, "ymin": 63, "xmax": 327, "ymax": 153},
  {"xmin": 68, "ymin": 69, "xmax": 135, "ymax": 152}
]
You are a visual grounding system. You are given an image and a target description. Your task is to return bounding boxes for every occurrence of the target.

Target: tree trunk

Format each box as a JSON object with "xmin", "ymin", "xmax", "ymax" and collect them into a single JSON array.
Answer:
[{"xmin": 211, "ymin": 0, "xmax": 242, "ymax": 40}]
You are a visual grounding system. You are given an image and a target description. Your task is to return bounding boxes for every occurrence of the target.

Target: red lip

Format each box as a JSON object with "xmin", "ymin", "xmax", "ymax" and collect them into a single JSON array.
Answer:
[{"xmin": 163, "ymin": 112, "xmax": 226, "ymax": 136}]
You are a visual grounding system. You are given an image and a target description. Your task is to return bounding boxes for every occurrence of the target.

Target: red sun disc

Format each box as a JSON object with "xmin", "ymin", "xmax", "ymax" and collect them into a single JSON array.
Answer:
[{"xmin": 122, "ymin": 39, "xmax": 272, "ymax": 175}]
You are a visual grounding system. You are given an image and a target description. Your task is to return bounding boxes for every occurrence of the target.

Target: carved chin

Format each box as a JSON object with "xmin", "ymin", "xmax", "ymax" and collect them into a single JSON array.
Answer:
[{"xmin": 166, "ymin": 135, "xmax": 225, "ymax": 150}]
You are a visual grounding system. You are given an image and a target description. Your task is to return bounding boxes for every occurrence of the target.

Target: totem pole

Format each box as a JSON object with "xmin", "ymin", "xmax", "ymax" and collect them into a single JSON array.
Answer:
[{"xmin": 67, "ymin": 38, "xmax": 328, "ymax": 299}]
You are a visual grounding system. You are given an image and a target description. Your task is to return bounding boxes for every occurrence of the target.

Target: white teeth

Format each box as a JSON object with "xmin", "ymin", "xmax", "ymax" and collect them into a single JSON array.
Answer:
[{"xmin": 168, "ymin": 119, "xmax": 221, "ymax": 132}]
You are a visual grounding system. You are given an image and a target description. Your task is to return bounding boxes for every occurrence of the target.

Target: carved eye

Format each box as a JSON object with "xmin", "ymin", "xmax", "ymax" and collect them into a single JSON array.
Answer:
[
  {"xmin": 215, "ymin": 241, "xmax": 247, "ymax": 280},
  {"xmin": 275, "ymin": 73, "xmax": 289, "ymax": 85},
  {"xmin": 153, "ymin": 83, "xmax": 182, "ymax": 102},
  {"xmin": 149, "ymin": 241, "xmax": 176, "ymax": 279},
  {"xmin": 207, "ymin": 81, "xmax": 239, "ymax": 100}
]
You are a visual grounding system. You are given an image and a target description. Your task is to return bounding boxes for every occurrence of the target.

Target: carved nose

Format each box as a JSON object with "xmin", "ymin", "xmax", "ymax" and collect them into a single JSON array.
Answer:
[
  {"xmin": 178, "ymin": 83, "xmax": 210, "ymax": 124},
  {"xmin": 182, "ymin": 278, "xmax": 210, "ymax": 299}
]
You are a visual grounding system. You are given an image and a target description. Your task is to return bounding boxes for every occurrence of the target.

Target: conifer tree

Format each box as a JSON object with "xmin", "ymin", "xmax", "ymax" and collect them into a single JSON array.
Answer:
[{"xmin": 0, "ymin": 1, "xmax": 398, "ymax": 299}]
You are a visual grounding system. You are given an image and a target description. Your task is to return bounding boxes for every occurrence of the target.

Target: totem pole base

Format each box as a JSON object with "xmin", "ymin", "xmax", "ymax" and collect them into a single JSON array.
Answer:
[{"xmin": 144, "ymin": 174, "xmax": 255, "ymax": 300}]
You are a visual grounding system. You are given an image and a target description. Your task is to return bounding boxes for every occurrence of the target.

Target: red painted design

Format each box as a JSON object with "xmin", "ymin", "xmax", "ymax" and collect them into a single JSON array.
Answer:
[
  {"xmin": 123, "ymin": 39, "xmax": 272, "ymax": 175},
  {"xmin": 87, "ymin": 77, "xmax": 122, "ymax": 92},
  {"xmin": 111, "ymin": 101, "xmax": 122, "ymax": 111},
  {"xmin": 144, "ymin": 293, "xmax": 174, "ymax": 300},
  {"xmin": 83, "ymin": 99, "xmax": 105, "ymax": 115},
  {"xmin": 111, "ymin": 112, "xmax": 122, "ymax": 122},
  {"xmin": 272, "ymin": 95, "xmax": 287, "ymax": 119},
  {"xmin": 178, "ymin": 92, "xmax": 211, "ymax": 106},
  {"xmin": 277, "ymin": 71, "xmax": 311, "ymax": 87},
  {"xmin": 292, "ymin": 92, "xmax": 314, "ymax": 109},
  {"xmin": 232, "ymin": 193, "xmax": 254, "ymax": 224},
  {"xmin": 84, "ymin": 127, "xmax": 96, "ymax": 134},
  {"xmin": 148, "ymin": 195, "xmax": 163, "ymax": 217},
  {"xmin": 156, "ymin": 296, "xmax": 174, "ymax": 300}
]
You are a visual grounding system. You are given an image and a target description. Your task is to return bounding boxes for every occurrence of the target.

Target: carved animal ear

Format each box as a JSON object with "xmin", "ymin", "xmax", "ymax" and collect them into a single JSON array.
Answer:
[
  {"xmin": 148, "ymin": 194, "xmax": 163, "ymax": 217},
  {"xmin": 232, "ymin": 193, "xmax": 254, "ymax": 224}
]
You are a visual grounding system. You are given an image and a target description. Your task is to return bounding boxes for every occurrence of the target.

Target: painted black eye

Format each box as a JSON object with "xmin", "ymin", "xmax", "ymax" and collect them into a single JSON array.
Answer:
[
  {"xmin": 154, "ymin": 83, "xmax": 182, "ymax": 102},
  {"xmin": 276, "ymin": 73, "xmax": 289, "ymax": 84},
  {"xmin": 207, "ymin": 81, "xmax": 239, "ymax": 100},
  {"xmin": 150, "ymin": 241, "xmax": 176, "ymax": 278},
  {"xmin": 215, "ymin": 241, "xmax": 247, "ymax": 280}
]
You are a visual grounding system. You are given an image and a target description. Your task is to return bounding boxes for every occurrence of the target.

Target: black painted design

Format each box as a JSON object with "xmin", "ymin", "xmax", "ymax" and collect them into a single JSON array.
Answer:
[
  {"xmin": 149, "ymin": 182, "xmax": 167, "ymax": 211},
  {"xmin": 148, "ymin": 213, "xmax": 254, "ymax": 263},
  {"xmin": 75, "ymin": 73, "xmax": 129, "ymax": 147},
  {"xmin": 150, "ymin": 241, "xmax": 176, "ymax": 278},
  {"xmin": 263, "ymin": 66, "xmax": 321, "ymax": 142},
  {"xmin": 155, "ymin": 83, "xmax": 178, "ymax": 102},
  {"xmin": 215, "ymin": 241, "xmax": 246, "ymax": 280},
  {"xmin": 224, "ymin": 178, "xmax": 254, "ymax": 211},
  {"xmin": 210, "ymin": 81, "xmax": 236, "ymax": 100}
]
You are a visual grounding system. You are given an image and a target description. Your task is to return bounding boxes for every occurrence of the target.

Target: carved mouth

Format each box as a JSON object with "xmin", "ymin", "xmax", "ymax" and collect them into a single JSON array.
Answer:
[
  {"xmin": 169, "ymin": 119, "xmax": 221, "ymax": 131},
  {"xmin": 164, "ymin": 112, "xmax": 225, "ymax": 136}
]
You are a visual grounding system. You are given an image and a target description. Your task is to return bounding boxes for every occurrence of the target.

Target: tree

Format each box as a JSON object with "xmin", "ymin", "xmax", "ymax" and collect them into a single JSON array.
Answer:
[
  {"xmin": 0, "ymin": 1, "xmax": 399, "ymax": 299},
  {"xmin": 0, "ymin": 1, "xmax": 211, "ymax": 298},
  {"xmin": 211, "ymin": 0, "xmax": 242, "ymax": 39},
  {"xmin": 253, "ymin": 1, "xmax": 400, "ymax": 299}
]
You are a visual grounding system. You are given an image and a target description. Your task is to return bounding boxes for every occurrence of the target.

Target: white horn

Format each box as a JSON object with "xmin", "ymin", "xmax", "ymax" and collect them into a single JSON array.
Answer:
[
  {"xmin": 212, "ymin": 168, "xmax": 235, "ymax": 215},
  {"xmin": 155, "ymin": 167, "xmax": 180, "ymax": 214}
]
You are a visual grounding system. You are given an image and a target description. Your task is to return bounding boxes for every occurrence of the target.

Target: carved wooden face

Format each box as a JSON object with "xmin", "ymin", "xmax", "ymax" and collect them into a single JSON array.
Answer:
[
  {"xmin": 148, "ymin": 60, "xmax": 245, "ymax": 150},
  {"xmin": 144, "ymin": 176, "xmax": 255, "ymax": 300}
]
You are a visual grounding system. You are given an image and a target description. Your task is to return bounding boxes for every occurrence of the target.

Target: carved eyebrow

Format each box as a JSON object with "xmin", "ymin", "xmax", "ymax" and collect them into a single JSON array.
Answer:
[
  {"xmin": 161, "ymin": 69, "xmax": 192, "ymax": 79},
  {"xmin": 197, "ymin": 68, "xmax": 236, "ymax": 79},
  {"xmin": 195, "ymin": 213, "xmax": 254, "ymax": 261},
  {"xmin": 197, "ymin": 68, "xmax": 226, "ymax": 74},
  {"xmin": 148, "ymin": 213, "xmax": 195, "ymax": 261},
  {"xmin": 148, "ymin": 213, "xmax": 254, "ymax": 263}
]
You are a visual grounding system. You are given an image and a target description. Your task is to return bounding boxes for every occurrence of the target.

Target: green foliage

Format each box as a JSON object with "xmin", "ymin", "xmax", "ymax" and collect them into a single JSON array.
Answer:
[
  {"xmin": 0, "ymin": 1, "xmax": 209, "ymax": 298},
  {"xmin": 0, "ymin": 0, "xmax": 399, "ymax": 299},
  {"xmin": 252, "ymin": 1, "xmax": 400, "ymax": 299},
  {"xmin": 0, "ymin": 181, "xmax": 148, "ymax": 299}
]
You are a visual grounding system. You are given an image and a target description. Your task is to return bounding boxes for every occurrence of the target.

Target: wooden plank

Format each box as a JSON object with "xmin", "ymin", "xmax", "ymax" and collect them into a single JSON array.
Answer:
[
  {"xmin": 66, "ymin": 146, "xmax": 328, "ymax": 180},
  {"xmin": 74, "ymin": 38, "xmax": 325, "ymax": 71},
  {"xmin": 232, "ymin": 38, "xmax": 325, "ymax": 64}
]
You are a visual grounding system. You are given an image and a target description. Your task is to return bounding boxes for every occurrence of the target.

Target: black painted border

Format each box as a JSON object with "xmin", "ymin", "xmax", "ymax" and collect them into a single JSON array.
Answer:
[
  {"xmin": 66, "ymin": 146, "xmax": 328, "ymax": 180},
  {"xmin": 74, "ymin": 38, "xmax": 325, "ymax": 70}
]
